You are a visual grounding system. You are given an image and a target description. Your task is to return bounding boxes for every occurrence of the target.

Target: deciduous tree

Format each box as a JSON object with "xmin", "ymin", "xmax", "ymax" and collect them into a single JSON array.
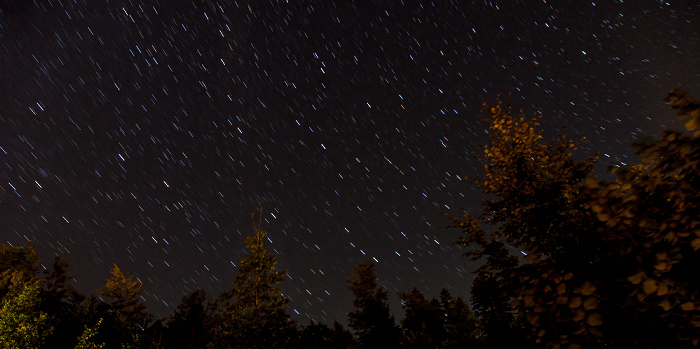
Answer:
[
  {"xmin": 0, "ymin": 269, "xmax": 51, "ymax": 349},
  {"xmin": 452, "ymin": 93, "xmax": 700, "ymax": 347}
]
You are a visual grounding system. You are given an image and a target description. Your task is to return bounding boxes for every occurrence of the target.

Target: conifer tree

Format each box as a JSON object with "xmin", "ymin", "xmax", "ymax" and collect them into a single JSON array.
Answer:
[
  {"xmin": 439, "ymin": 289, "xmax": 480, "ymax": 348},
  {"xmin": 97, "ymin": 264, "xmax": 150, "ymax": 348},
  {"xmin": 165, "ymin": 289, "xmax": 211, "ymax": 349},
  {"xmin": 41, "ymin": 256, "xmax": 85, "ymax": 349},
  {"xmin": 346, "ymin": 261, "xmax": 400, "ymax": 348},
  {"xmin": 213, "ymin": 205, "xmax": 296, "ymax": 348},
  {"xmin": 399, "ymin": 287, "xmax": 444, "ymax": 349}
]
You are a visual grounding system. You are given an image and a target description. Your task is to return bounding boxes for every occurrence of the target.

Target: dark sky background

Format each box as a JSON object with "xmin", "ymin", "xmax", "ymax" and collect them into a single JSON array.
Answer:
[{"xmin": 0, "ymin": 0, "xmax": 698, "ymax": 324}]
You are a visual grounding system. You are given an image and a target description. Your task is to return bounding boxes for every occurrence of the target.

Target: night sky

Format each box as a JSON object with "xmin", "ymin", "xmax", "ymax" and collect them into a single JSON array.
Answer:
[{"xmin": 1, "ymin": 1, "xmax": 698, "ymax": 324}]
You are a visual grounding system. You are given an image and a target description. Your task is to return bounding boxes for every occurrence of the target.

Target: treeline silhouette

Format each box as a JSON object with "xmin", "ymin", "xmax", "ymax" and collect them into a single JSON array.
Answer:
[
  {"xmin": 1, "ymin": 90, "xmax": 698, "ymax": 348},
  {"xmin": 0, "ymin": 242, "xmax": 479, "ymax": 348}
]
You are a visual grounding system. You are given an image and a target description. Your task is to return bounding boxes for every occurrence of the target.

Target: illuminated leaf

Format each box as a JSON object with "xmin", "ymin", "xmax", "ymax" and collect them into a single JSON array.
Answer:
[
  {"xmin": 580, "ymin": 281, "xmax": 596, "ymax": 296},
  {"xmin": 557, "ymin": 283, "xmax": 566, "ymax": 295},
  {"xmin": 691, "ymin": 238, "xmax": 700, "ymax": 251},
  {"xmin": 627, "ymin": 272, "xmax": 644, "ymax": 285},
  {"xmin": 586, "ymin": 313, "xmax": 602, "ymax": 326},
  {"xmin": 642, "ymin": 279, "xmax": 658, "ymax": 295},
  {"xmin": 654, "ymin": 262, "xmax": 667, "ymax": 271},
  {"xmin": 680, "ymin": 302, "xmax": 695, "ymax": 311},
  {"xmin": 569, "ymin": 297, "xmax": 582, "ymax": 309},
  {"xmin": 583, "ymin": 297, "xmax": 600, "ymax": 310},
  {"xmin": 527, "ymin": 313, "xmax": 540, "ymax": 326},
  {"xmin": 597, "ymin": 213, "xmax": 609, "ymax": 222}
]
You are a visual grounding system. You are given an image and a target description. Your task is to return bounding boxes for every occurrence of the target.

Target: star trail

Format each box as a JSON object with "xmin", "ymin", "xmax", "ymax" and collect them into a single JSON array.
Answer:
[{"xmin": 0, "ymin": 1, "xmax": 698, "ymax": 323}]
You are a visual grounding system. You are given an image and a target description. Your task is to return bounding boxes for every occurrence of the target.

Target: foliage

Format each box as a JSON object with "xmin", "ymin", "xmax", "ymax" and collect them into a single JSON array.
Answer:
[
  {"xmin": 41, "ymin": 256, "xmax": 86, "ymax": 349},
  {"xmin": 439, "ymin": 289, "xmax": 480, "ymax": 348},
  {"xmin": 451, "ymin": 99, "xmax": 601, "ymax": 347},
  {"xmin": 97, "ymin": 264, "xmax": 150, "ymax": 349},
  {"xmin": 665, "ymin": 87, "xmax": 700, "ymax": 136},
  {"xmin": 468, "ymin": 240, "xmax": 520, "ymax": 345},
  {"xmin": 212, "ymin": 205, "xmax": 297, "ymax": 348},
  {"xmin": 74, "ymin": 318, "xmax": 105, "ymax": 349},
  {"xmin": 164, "ymin": 289, "xmax": 211, "ymax": 349},
  {"xmin": 346, "ymin": 261, "xmax": 401, "ymax": 349},
  {"xmin": 0, "ymin": 241, "xmax": 40, "ymax": 298},
  {"xmin": 298, "ymin": 320, "xmax": 355, "ymax": 348},
  {"xmin": 399, "ymin": 287, "xmax": 444, "ymax": 348},
  {"xmin": 0, "ymin": 269, "xmax": 52, "ymax": 349},
  {"xmin": 329, "ymin": 320, "xmax": 355, "ymax": 348},
  {"xmin": 584, "ymin": 89, "xmax": 700, "ymax": 347},
  {"xmin": 452, "ymin": 92, "xmax": 700, "ymax": 348},
  {"xmin": 397, "ymin": 288, "xmax": 480, "ymax": 348}
]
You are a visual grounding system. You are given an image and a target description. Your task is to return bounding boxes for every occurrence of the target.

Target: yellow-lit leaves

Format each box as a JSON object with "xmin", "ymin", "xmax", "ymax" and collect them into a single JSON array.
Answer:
[
  {"xmin": 642, "ymin": 279, "xmax": 658, "ymax": 295},
  {"xmin": 524, "ymin": 294, "xmax": 535, "ymax": 307},
  {"xmin": 653, "ymin": 261, "xmax": 668, "ymax": 271},
  {"xmin": 657, "ymin": 282, "xmax": 669, "ymax": 296},
  {"xmin": 569, "ymin": 296, "xmax": 582, "ymax": 309},
  {"xmin": 680, "ymin": 302, "xmax": 695, "ymax": 311},
  {"xmin": 692, "ymin": 238, "xmax": 700, "ymax": 251},
  {"xmin": 586, "ymin": 313, "xmax": 603, "ymax": 326},
  {"xmin": 583, "ymin": 297, "xmax": 600, "ymax": 310},
  {"xmin": 527, "ymin": 312, "xmax": 540, "ymax": 327},
  {"xmin": 557, "ymin": 282, "xmax": 567, "ymax": 295},
  {"xmin": 627, "ymin": 272, "xmax": 644, "ymax": 285},
  {"xmin": 596, "ymin": 212, "xmax": 610, "ymax": 222},
  {"xmin": 579, "ymin": 281, "xmax": 596, "ymax": 296}
]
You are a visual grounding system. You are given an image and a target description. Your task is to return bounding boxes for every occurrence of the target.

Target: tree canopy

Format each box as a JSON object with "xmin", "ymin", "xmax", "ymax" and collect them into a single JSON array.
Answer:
[{"xmin": 451, "ymin": 91, "xmax": 700, "ymax": 348}]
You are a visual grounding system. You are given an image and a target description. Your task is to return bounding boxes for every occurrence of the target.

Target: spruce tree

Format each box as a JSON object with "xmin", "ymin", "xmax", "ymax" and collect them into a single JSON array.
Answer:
[
  {"xmin": 398, "ymin": 288, "xmax": 444, "ymax": 349},
  {"xmin": 439, "ymin": 289, "xmax": 480, "ymax": 348},
  {"xmin": 346, "ymin": 261, "xmax": 400, "ymax": 348},
  {"xmin": 165, "ymin": 289, "xmax": 211, "ymax": 349},
  {"xmin": 213, "ymin": 205, "xmax": 296, "ymax": 348}
]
